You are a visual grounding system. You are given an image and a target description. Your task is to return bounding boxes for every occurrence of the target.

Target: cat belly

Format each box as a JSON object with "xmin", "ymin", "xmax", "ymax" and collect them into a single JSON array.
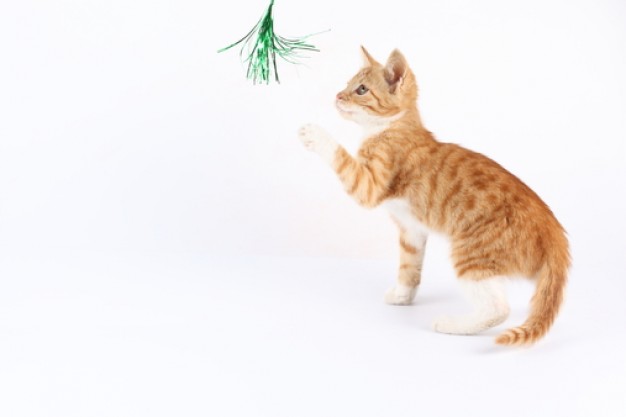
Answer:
[{"xmin": 383, "ymin": 198, "xmax": 429, "ymax": 242}]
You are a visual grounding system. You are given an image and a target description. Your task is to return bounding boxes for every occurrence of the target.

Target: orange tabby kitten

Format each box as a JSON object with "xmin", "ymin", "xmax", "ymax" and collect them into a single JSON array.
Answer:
[{"xmin": 298, "ymin": 47, "xmax": 570, "ymax": 345}]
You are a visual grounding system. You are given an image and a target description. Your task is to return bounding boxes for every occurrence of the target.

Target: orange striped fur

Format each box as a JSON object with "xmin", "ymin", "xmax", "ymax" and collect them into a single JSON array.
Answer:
[{"xmin": 299, "ymin": 47, "xmax": 570, "ymax": 346}]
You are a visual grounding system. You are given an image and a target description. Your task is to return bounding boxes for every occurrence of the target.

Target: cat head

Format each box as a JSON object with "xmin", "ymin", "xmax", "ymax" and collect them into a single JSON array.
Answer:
[{"xmin": 335, "ymin": 47, "xmax": 418, "ymax": 126}]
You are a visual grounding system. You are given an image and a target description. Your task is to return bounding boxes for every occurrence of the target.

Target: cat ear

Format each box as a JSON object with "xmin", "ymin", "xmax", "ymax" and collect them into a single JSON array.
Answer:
[
  {"xmin": 384, "ymin": 49, "xmax": 408, "ymax": 93},
  {"xmin": 360, "ymin": 46, "xmax": 380, "ymax": 67}
]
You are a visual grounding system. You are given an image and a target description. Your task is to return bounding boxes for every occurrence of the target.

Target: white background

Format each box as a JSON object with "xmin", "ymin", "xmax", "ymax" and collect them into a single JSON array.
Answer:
[{"xmin": 1, "ymin": 0, "xmax": 625, "ymax": 416}]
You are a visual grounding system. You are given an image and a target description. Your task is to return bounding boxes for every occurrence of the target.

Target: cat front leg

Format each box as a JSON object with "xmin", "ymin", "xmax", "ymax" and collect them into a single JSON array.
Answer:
[
  {"xmin": 385, "ymin": 225, "xmax": 428, "ymax": 305},
  {"xmin": 298, "ymin": 124, "xmax": 394, "ymax": 207}
]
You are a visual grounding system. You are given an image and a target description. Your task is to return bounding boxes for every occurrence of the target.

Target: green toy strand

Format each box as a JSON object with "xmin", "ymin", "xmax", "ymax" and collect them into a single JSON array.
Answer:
[{"xmin": 218, "ymin": 0, "xmax": 322, "ymax": 84}]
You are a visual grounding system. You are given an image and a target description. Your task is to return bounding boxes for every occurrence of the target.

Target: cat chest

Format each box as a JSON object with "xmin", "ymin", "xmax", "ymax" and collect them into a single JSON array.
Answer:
[{"xmin": 383, "ymin": 198, "xmax": 430, "ymax": 236}]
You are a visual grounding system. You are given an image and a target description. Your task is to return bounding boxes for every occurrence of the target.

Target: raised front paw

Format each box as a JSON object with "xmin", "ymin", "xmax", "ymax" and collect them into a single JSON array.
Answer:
[
  {"xmin": 298, "ymin": 123, "xmax": 330, "ymax": 152},
  {"xmin": 298, "ymin": 124, "xmax": 338, "ymax": 165}
]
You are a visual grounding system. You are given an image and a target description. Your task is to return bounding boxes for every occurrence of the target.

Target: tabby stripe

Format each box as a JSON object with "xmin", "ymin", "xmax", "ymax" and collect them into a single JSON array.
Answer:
[
  {"xmin": 365, "ymin": 175, "xmax": 374, "ymax": 202},
  {"xmin": 368, "ymin": 90, "xmax": 384, "ymax": 108},
  {"xmin": 438, "ymin": 181, "xmax": 463, "ymax": 224},
  {"xmin": 457, "ymin": 212, "xmax": 489, "ymax": 239},
  {"xmin": 457, "ymin": 261, "xmax": 500, "ymax": 277},
  {"xmin": 454, "ymin": 255, "xmax": 492, "ymax": 270},
  {"xmin": 369, "ymin": 165, "xmax": 384, "ymax": 189},
  {"xmin": 399, "ymin": 239, "xmax": 417, "ymax": 254},
  {"xmin": 395, "ymin": 149, "xmax": 413, "ymax": 173},
  {"xmin": 471, "ymin": 223, "xmax": 510, "ymax": 253},
  {"xmin": 446, "ymin": 155, "xmax": 463, "ymax": 181},
  {"xmin": 349, "ymin": 170, "xmax": 362, "ymax": 195},
  {"xmin": 369, "ymin": 152, "xmax": 394, "ymax": 171},
  {"xmin": 426, "ymin": 148, "xmax": 457, "ymax": 218},
  {"xmin": 462, "ymin": 208, "xmax": 506, "ymax": 240},
  {"xmin": 336, "ymin": 153, "xmax": 351, "ymax": 174}
]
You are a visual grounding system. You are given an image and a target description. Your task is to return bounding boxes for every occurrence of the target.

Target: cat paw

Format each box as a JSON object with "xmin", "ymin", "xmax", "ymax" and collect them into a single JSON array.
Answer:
[
  {"xmin": 298, "ymin": 123, "xmax": 329, "ymax": 149},
  {"xmin": 433, "ymin": 316, "xmax": 469, "ymax": 334},
  {"xmin": 384, "ymin": 284, "xmax": 418, "ymax": 305},
  {"xmin": 298, "ymin": 124, "xmax": 338, "ymax": 164},
  {"xmin": 433, "ymin": 312, "xmax": 508, "ymax": 335}
]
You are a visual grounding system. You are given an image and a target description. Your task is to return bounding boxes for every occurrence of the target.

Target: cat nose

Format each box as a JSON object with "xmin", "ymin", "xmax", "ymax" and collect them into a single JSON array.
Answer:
[{"xmin": 336, "ymin": 92, "xmax": 346, "ymax": 101}]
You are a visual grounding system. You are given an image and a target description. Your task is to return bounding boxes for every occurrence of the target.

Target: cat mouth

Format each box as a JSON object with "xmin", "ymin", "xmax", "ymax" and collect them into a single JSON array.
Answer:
[{"xmin": 335, "ymin": 102, "xmax": 354, "ymax": 116}]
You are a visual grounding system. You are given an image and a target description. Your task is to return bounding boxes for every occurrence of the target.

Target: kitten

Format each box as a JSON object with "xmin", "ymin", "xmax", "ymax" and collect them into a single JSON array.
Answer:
[{"xmin": 298, "ymin": 47, "xmax": 570, "ymax": 345}]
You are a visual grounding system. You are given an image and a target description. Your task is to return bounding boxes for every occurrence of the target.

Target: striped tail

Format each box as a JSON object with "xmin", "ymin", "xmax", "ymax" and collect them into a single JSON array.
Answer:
[{"xmin": 496, "ymin": 242, "xmax": 570, "ymax": 346}]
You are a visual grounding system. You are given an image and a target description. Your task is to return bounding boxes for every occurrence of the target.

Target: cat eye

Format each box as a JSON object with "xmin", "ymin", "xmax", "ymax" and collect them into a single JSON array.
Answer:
[{"xmin": 355, "ymin": 84, "xmax": 369, "ymax": 95}]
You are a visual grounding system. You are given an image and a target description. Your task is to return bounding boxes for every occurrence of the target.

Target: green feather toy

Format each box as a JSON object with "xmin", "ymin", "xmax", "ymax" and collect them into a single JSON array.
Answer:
[{"xmin": 218, "ymin": 0, "xmax": 324, "ymax": 84}]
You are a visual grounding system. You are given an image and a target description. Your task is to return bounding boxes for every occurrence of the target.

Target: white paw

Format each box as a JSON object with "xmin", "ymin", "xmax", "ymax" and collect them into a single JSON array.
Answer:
[
  {"xmin": 298, "ymin": 124, "xmax": 338, "ymax": 164},
  {"xmin": 433, "ymin": 312, "xmax": 508, "ymax": 335},
  {"xmin": 384, "ymin": 284, "xmax": 418, "ymax": 306},
  {"xmin": 433, "ymin": 315, "xmax": 469, "ymax": 334},
  {"xmin": 298, "ymin": 123, "xmax": 329, "ymax": 150}
]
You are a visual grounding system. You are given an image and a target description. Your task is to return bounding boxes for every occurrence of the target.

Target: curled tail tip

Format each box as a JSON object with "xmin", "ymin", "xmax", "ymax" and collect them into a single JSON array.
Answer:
[
  {"xmin": 497, "ymin": 254, "xmax": 568, "ymax": 347},
  {"xmin": 495, "ymin": 326, "xmax": 545, "ymax": 346},
  {"xmin": 495, "ymin": 330, "xmax": 522, "ymax": 346}
]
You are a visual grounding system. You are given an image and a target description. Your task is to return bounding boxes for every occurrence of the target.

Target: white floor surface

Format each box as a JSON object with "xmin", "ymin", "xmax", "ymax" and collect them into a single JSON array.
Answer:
[{"xmin": 1, "ymin": 250, "xmax": 624, "ymax": 417}]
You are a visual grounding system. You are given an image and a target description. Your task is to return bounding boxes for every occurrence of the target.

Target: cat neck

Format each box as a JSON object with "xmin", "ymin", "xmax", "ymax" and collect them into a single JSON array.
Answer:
[{"xmin": 361, "ymin": 107, "xmax": 423, "ymax": 137}]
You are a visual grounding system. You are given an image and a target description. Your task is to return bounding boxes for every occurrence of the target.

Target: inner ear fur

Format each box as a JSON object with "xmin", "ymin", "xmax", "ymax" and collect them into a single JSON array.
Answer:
[{"xmin": 384, "ymin": 49, "xmax": 408, "ymax": 93}]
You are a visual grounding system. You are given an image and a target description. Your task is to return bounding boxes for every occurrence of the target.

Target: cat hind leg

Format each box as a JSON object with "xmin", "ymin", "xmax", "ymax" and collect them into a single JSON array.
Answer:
[{"xmin": 433, "ymin": 277, "xmax": 510, "ymax": 335}]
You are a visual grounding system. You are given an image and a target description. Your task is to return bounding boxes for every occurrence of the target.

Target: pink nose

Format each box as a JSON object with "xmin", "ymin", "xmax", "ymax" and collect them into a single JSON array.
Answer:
[{"xmin": 336, "ymin": 92, "xmax": 346, "ymax": 101}]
